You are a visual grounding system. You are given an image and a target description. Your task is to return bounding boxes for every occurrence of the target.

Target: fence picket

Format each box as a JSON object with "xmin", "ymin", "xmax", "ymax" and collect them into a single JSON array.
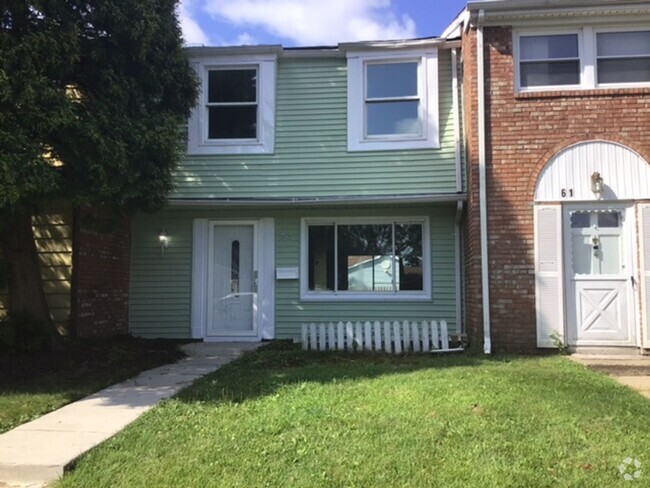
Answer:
[
  {"xmin": 309, "ymin": 323, "xmax": 317, "ymax": 351},
  {"xmin": 441, "ymin": 320, "xmax": 449, "ymax": 350},
  {"xmin": 373, "ymin": 321, "xmax": 382, "ymax": 351},
  {"xmin": 402, "ymin": 320, "xmax": 410, "ymax": 352},
  {"xmin": 337, "ymin": 322, "xmax": 344, "ymax": 350},
  {"xmin": 363, "ymin": 322, "xmax": 372, "ymax": 350},
  {"xmin": 412, "ymin": 322, "xmax": 421, "ymax": 352},
  {"xmin": 355, "ymin": 322, "xmax": 363, "ymax": 350},
  {"xmin": 431, "ymin": 321, "xmax": 439, "ymax": 350},
  {"xmin": 345, "ymin": 322, "xmax": 354, "ymax": 351},
  {"xmin": 393, "ymin": 321, "xmax": 402, "ymax": 354},
  {"xmin": 301, "ymin": 324, "xmax": 308, "ymax": 350},
  {"xmin": 383, "ymin": 321, "xmax": 392, "ymax": 353},
  {"xmin": 421, "ymin": 321, "xmax": 430, "ymax": 352},
  {"xmin": 327, "ymin": 323, "xmax": 335, "ymax": 350}
]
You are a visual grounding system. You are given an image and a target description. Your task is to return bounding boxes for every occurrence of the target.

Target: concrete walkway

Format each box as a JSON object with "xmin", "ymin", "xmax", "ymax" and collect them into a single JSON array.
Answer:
[
  {"xmin": 570, "ymin": 354, "xmax": 650, "ymax": 399},
  {"xmin": 0, "ymin": 342, "xmax": 260, "ymax": 487}
]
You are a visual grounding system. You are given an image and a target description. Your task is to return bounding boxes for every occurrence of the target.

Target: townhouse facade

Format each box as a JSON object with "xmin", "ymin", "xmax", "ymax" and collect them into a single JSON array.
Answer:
[{"xmin": 127, "ymin": 40, "xmax": 466, "ymax": 342}]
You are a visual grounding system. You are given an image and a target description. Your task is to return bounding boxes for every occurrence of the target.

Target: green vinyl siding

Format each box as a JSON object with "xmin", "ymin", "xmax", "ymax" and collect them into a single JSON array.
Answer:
[
  {"xmin": 173, "ymin": 50, "xmax": 459, "ymax": 199},
  {"xmin": 129, "ymin": 205, "xmax": 458, "ymax": 339}
]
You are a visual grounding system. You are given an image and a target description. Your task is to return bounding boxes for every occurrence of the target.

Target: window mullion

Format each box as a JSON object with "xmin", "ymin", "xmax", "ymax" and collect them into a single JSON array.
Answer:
[{"xmin": 334, "ymin": 224, "xmax": 338, "ymax": 294}]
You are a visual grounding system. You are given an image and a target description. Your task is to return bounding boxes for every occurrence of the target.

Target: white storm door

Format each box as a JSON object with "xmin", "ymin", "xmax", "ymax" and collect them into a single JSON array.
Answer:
[
  {"xmin": 207, "ymin": 223, "xmax": 258, "ymax": 338},
  {"xmin": 564, "ymin": 206, "xmax": 635, "ymax": 346}
]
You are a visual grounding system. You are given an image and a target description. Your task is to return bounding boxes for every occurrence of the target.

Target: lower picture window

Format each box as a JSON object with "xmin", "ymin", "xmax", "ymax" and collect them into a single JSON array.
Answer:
[{"xmin": 306, "ymin": 220, "xmax": 426, "ymax": 296}]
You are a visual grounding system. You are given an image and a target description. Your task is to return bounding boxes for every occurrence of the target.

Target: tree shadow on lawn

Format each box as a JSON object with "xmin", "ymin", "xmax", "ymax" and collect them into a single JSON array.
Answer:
[{"xmin": 172, "ymin": 341, "xmax": 650, "ymax": 426}]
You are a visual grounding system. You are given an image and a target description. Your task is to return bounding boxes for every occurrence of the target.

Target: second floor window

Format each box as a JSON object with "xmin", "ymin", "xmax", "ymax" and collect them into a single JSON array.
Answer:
[
  {"xmin": 596, "ymin": 31, "xmax": 650, "ymax": 85},
  {"xmin": 347, "ymin": 50, "xmax": 439, "ymax": 151},
  {"xmin": 516, "ymin": 28, "xmax": 650, "ymax": 91},
  {"xmin": 519, "ymin": 34, "xmax": 580, "ymax": 89},
  {"xmin": 365, "ymin": 61, "xmax": 420, "ymax": 137},
  {"xmin": 207, "ymin": 68, "xmax": 258, "ymax": 140},
  {"xmin": 187, "ymin": 54, "xmax": 276, "ymax": 155}
]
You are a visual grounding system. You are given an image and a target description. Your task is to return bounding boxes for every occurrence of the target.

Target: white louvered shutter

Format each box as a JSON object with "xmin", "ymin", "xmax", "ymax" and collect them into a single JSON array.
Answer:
[
  {"xmin": 534, "ymin": 205, "xmax": 565, "ymax": 348},
  {"xmin": 639, "ymin": 205, "xmax": 650, "ymax": 349}
]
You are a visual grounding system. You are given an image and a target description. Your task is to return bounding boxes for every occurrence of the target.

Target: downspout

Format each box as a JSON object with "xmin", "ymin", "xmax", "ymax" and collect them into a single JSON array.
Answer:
[
  {"xmin": 452, "ymin": 47, "xmax": 464, "ymax": 334},
  {"xmin": 477, "ymin": 9, "xmax": 492, "ymax": 354}
]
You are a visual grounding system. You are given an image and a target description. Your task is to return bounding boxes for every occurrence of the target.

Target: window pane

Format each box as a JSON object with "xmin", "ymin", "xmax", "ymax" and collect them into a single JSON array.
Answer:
[
  {"xmin": 597, "ymin": 235, "xmax": 622, "ymax": 274},
  {"xmin": 367, "ymin": 62, "xmax": 418, "ymax": 98},
  {"xmin": 598, "ymin": 58, "xmax": 650, "ymax": 84},
  {"xmin": 597, "ymin": 31, "xmax": 650, "ymax": 57},
  {"xmin": 572, "ymin": 235, "xmax": 592, "ymax": 274},
  {"xmin": 520, "ymin": 35, "xmax": 579, "ymax": 60},
  {"xmin": 208, "ymin": 106, "xmax": 257, "ymax": 139},
  {"xmin": 308, "ymin": 226, "xmax": 335, "ymax": 291},
  {"xmin": 597, "ymin": 212, "xmax": 620, "ymax": 228},
  {"xmin": 367, "ymin": 101, "xmax": 420, "ymax": 136},
  {"xmin": 570, "ymin": 213, "xmax": 590, "ymax": 228},
  {"xmin": 395, "ymin": 224, "xmax": 423, "ymax": 291},
  {"xmin": 208, "ymin": 69, "xmax": 257, "ymax": 103},
  {"xmin": 338, "ymin": 224, "xmax": 392, "ymax": 292},
  {"xmin": 520, "ymin": 60, "xmax": 580, "ymax": 87}
]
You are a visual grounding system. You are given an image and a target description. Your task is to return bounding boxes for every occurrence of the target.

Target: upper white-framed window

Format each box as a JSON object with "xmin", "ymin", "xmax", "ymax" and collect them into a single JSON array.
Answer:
[
  {"xmin": 595, "ymin": 28, "xmax": 650, "ymax": 87},
  {"xmin": 187, "ymin": 55, "xmax": 276, "ymax": 155},
  {"xmin": 347, "ymin": 50, "xmax": 439, "ymax": 151},
  {"xmin": 299, "ymin": 216, "xmax": 431, "ymax": 302},
  {"xmin": 514, "ymin": 27, "xmax": 650, "ymax": 92}
]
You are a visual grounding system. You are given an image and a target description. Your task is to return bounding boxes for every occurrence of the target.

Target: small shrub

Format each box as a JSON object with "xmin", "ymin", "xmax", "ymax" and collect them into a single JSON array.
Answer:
[
  {"xmin": 1, "ymin": 311, "xmax": 51, "ymax": 352},
  {"xmin": 549, "ymin": 331, "xmax": 568, "ymax": 355}
]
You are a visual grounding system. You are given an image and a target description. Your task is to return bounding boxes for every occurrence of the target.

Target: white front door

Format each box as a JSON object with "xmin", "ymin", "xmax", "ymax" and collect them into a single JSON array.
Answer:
[
  {"xmin": 207, "ymin": 223, "xmax": 258, "ymax": 338},
  {"xmin": 564, "ymin": 205, "xmax": 636, "ymax": 346}
]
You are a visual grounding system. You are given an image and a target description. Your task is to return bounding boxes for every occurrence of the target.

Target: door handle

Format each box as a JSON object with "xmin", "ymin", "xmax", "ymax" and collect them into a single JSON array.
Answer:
[
  {"xmin": 631, "ymin": 275, "xmax": 637, "ymax": 288},
  {"xmin": 253, "ymin": 270, "xmax": 258, "ymax": 293}
]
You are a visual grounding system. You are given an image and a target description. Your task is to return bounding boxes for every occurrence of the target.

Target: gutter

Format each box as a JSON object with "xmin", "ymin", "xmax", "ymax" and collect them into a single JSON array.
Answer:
[
  {"xmin": 167, "ymin": 193, "xmax": 467, "ymax": 208},
  {"xmin": 477, "ymin": 9, "xmax": 492, "ymax": 354}
]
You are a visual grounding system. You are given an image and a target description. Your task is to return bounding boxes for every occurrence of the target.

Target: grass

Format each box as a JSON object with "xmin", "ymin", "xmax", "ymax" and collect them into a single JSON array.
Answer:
[
  {"xmin": 57, "ymin": 342, "xmax": 650, "ymax": 487},
  {"xmin": 0, "ymin": 336, "xmax": 185, "ymax": 433}
]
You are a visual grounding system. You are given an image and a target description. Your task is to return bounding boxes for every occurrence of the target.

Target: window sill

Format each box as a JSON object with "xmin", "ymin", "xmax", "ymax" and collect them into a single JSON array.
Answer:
[
  {"xmin": 347, "ymin": 137, "xmax": 440, "ymax": 152},
  {"xmin": 515, "ymin": 86, "xmax": 650, "ymax": 99},
  {"xmin": 300, "ymin": 293, "xmax": 431, "ymax": 302},
  {"xmin": 187, "ymin": 141, "xmax": 274, "ymax": 156}
]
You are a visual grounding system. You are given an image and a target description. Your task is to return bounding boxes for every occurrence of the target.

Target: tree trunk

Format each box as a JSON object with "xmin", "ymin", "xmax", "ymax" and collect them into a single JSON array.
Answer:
[{"xmin": 1, "ymin": 213, "xmax": 59, "ymax": 347}]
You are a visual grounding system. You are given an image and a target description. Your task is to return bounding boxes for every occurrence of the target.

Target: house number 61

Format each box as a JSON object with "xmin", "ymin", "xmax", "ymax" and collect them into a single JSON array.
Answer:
[{"xmin": 561, "ymin": 189, "xmax": 574, "ymax": 198}]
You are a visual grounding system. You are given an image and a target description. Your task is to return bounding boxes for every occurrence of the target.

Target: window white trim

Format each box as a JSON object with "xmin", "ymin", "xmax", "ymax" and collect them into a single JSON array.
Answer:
[
  {"xmin": 299, "ymin": 216, "xmax": 432, "ymax": 302},
  {"xmin": 347, "ymin": 50, "xmax": 439, "ymax": 151},
  {"xmin": 187, "ymin": 54, "xmax": 276, "ymax": 155},
  {"xmin": 514, "ymin": 26, "xmax": 650, "ymax": 92}
]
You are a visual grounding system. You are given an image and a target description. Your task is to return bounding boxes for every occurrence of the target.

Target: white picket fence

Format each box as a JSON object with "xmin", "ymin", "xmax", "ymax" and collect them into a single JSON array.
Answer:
[{"xmin": 300, "ymin": 320, "xmax": 463, "ymax": 354}]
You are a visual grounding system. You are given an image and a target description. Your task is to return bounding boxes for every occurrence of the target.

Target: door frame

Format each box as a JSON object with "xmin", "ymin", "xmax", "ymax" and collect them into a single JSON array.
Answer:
[
  {"xmin": 562, "ymin": 202, "xmax": 639, "ymax": 347},
  {"xmin": 206, "ymin": 220, "xmax": 261, "ymax": 341}
]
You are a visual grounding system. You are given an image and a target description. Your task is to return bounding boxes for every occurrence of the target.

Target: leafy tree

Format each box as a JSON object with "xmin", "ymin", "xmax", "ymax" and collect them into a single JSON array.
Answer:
[{"xmin": 0, "ymin": 0, "xmax": 198, "ymax": 344}]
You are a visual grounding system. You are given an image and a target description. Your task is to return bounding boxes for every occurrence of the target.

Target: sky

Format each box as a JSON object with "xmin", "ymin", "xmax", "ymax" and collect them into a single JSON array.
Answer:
[{"xmin": 178, "ymin": 0, "xmax": 469, "ymax": 48}]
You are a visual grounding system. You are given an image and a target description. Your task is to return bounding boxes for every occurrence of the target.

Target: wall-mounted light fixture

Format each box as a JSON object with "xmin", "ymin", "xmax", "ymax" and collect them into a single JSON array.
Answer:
[
  {"xmin": 591, "ymin": 172, "xmax": 604, "ymax": 197},
  {"xmin": 158, "ymin": 230, "xmax": 169, "ymax": 254}
]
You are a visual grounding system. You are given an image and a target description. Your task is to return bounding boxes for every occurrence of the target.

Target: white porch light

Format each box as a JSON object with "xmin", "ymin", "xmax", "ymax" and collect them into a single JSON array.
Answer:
[{"xmin": 591, "ymin": 172, "xmax": 604, "ymax": 196}]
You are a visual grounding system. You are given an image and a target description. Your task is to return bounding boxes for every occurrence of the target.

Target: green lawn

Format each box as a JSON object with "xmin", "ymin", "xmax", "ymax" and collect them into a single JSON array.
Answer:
[
  {"xmin": 0, "ymin": 337, "xmax": 185, "ymax": 434},
  {"xmin": 58, "ymin": 343, "xmax": 650, "ymax": 487}
]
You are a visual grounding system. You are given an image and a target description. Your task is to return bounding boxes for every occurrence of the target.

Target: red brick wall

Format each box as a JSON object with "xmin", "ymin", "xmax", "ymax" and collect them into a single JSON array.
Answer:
[
  {"xmin": 463, "ymin": 26, "xmax": 650, "ymax": 352},
  {"xmin": 71, "ymin": 209, "xmax": 131, "ymax": 338}
]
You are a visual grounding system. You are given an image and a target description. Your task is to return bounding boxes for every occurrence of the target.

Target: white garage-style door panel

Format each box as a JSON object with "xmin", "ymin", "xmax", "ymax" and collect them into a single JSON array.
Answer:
[
  {"xmin": 564, "ymin": 206, "xmax": 636, "ymax": 346},
  {"xmin": 536, "ymin": 141, "xmax": 650, "ymax": 202}
]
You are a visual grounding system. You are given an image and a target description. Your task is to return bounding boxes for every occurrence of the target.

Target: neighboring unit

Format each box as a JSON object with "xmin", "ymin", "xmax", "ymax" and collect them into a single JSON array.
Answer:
[{"xmin": 453, "ymin": 0, "xmax": 650, "ymax": 352}]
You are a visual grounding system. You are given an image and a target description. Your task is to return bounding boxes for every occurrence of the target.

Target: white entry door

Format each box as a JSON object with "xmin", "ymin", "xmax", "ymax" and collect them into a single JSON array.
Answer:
[
  {"xmin": 564, "ymin": 205, "xmax": 636, "ymax": 346},
  {"xmin": 207, "ymin": 223, "xmax": 258, "ymax": 338}
]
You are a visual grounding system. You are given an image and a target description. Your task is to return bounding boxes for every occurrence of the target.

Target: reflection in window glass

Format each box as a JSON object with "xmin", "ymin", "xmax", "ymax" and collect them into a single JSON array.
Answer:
[
  {"xmin": 207, "ymin": 69, "xmax": 258, "ymax": 140},
  {"xmin": 306, "ymin": 221, "xmax": 425, "ymax": 294},
  {"xmin": 308, "ymin": 226, "xmax": 334, "ymax": 291},
  {"xmin": 366, "ymin": 101, "xmax": 420, "ymax": 136},
  {"xmin": 572, "ymin": 235, "xmax": 592, "ymax": 275},
  {"xmin": 598, "ymin": 212, "xmax": 620, "ymax": 228},
  {"xmin": 367, "ymin": 63, "xmax": 418, "ymax": 98},
  {"xmin": 395, "ymin": 224, "xmax": 423, "ymax": 291},
  {"xmin": 598, "ymin": 235, "xmax": 622, "ymax": 274},
  {"xmin": 519, "ymin": 34, "xmax": 580, "ymax": 88},
  {"xmin": 597, "ymin": 31, "xmax": 650, "ymax": 84},
  {"xmin": 338, "ymin": 224, "xmax": 392, "ymax": 291},
  {"xmin": 570, "ymin": 212, "xmax": 590, "ymax": 228},
  {"xmin": 231, "ymin": 240, "xmax": 240, "ymax": 293}
]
